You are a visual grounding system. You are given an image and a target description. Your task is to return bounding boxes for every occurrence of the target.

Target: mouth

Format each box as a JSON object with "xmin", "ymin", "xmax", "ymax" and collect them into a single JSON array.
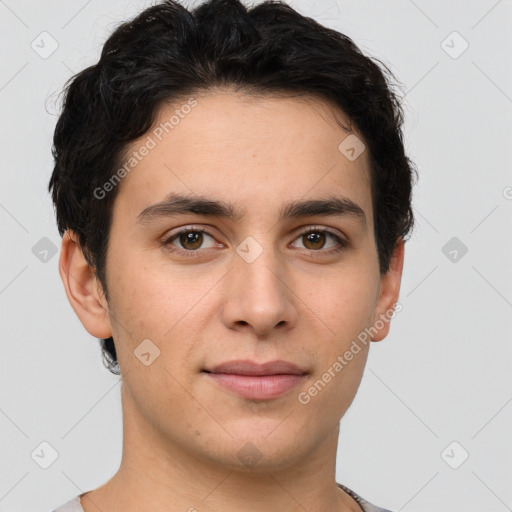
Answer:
[{"xmin": 202, "ymin": 359, "xmax": 308, "ymax": 400}]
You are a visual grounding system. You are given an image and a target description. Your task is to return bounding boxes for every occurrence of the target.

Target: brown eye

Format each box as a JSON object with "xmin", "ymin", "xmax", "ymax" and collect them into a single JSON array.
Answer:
[
  {"xmin": 302, "ymin": 231, "xmax": 327, "ymax": 250},
  {"xmin": 292, "ymin": 228, "xmax": 346, "ymax": 253},
  {"xmin": 178, "ymin": 231, "xmax": 204, "ymax": 250},
  {"xmin": 163, "ymin": 228, "xmax": 217, "ymax": 253}
]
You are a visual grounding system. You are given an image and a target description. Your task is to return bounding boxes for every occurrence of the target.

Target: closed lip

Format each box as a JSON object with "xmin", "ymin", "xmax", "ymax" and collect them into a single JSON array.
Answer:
[{"xmin": 203, "ymin": 359, "xmax": 308, "ymax": 376}]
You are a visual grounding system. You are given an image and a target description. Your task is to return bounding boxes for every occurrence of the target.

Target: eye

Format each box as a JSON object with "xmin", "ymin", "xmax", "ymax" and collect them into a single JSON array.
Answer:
[
  {"xmin": 163, "ymin": 227, "xmax": 218, "ymax": 254},
  {"xmin": 291, "ymin": 227, "xmax": 347, "ymax": 253},
  {"xmin": 161, "ymin": 225, "xmax": 348, "ymax": 258}
]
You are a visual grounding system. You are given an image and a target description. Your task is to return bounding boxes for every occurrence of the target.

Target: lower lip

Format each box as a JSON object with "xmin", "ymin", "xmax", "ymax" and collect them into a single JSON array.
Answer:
[{"xmin": 204, "ymin": 372, "xmax": 306, "ymax": 400}]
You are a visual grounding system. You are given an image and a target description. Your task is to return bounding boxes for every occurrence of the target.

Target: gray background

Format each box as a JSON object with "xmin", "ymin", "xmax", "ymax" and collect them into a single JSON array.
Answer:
[{"xmin": 1, "ymin": 0, "xmax": 511, "ymax": 511}]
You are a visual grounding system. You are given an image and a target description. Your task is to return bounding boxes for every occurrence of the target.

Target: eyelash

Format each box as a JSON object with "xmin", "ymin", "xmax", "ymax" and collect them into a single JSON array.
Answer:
[{"xmin": 162, "ymin": 225, "xmax": 348, "ymax": 258}]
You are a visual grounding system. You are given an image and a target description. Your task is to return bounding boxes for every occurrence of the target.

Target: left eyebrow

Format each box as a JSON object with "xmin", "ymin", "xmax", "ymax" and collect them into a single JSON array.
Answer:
[
  {"xmin": 137, "ymin": 192, "xmax": 367, "ymax": 229},
  {"xmin": 280, "ymin": 197, "xmax": 367, "ymax": 229}
]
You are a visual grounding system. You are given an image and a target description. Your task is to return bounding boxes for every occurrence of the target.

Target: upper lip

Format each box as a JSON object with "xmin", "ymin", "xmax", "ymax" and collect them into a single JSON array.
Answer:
[{"xmin": 204, "ymin": 359, "xmax": 307, "ymax": 376}]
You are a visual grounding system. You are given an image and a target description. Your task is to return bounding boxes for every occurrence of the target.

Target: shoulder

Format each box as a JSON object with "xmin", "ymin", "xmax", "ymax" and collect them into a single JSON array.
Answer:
[
  {"xmin": 55, "ymin": 486, "xmax": 392, "ymax": 512},
  {"xmin": 337, "ymin": 483, "xmax": 394, "ymax": 512},
  {"xmin": 52, "ymin": 495, "xmax": 85, "ymax": 512}
]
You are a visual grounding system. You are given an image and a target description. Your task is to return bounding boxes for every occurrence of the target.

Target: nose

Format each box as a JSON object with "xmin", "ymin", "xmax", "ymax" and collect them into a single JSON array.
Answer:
[{"xmin": 220, "ymin": 242, "xmax": 299, "ymax": 337}]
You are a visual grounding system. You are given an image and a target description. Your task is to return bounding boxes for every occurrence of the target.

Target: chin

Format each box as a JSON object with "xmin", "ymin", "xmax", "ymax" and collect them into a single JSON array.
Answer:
[{"xmin": 203, "ymin": 424, "xmax": 311, "ymax": 471}]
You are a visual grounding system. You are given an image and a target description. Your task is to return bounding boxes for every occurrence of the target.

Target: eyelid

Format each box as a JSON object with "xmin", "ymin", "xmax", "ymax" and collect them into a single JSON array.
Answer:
[{"xmin": 295, "ymin": 225, "xmax": 347, "ymax": 243}]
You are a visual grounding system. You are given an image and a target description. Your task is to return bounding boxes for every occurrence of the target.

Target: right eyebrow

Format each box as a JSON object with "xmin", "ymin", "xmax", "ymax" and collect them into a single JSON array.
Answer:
[{"xmin": 137, "ymin": 192, "xmax": 245, "ymax": 224}]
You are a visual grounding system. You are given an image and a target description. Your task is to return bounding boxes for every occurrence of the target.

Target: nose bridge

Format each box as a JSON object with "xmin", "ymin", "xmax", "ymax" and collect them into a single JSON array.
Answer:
[
  {"xmin": 234, "ymin": 233, "xmax": 285, "ymax": 297},
  {"xmin": 221, "ymin": 233, "xmax": 297, "ymax": 334}
]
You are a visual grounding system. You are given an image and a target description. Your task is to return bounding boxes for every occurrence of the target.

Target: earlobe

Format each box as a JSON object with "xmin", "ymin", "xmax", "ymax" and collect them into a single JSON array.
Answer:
[
  {"xmin": 371, "ymin": 238, "xmax": 405, "ymax": 342},
  {"xmin": 58, "ymin": 230, "xmax": 112, "ymax": 339}
]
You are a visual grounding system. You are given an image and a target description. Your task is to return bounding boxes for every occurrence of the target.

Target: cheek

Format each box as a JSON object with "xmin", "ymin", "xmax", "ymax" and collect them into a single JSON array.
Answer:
[
  {"xmin": 294, "ymin": 340, "xmax": 369, "ymax": 440},
  {"xmin": 297, "ymin": 267, "xmax": 379, "ymax": 342},
  {"xmin": 106, "ymin": 254, "xmax": 219, "ymax": 377},
  {"xmin": 107, "ymin": 256, "xmax": 196, "ymax": 335}
]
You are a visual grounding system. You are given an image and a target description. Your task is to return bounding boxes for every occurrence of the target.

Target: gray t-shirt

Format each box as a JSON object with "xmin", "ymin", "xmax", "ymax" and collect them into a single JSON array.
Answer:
[{"xmin": 52, "ymin": 483, "xmax": 392, "ymax": 512}]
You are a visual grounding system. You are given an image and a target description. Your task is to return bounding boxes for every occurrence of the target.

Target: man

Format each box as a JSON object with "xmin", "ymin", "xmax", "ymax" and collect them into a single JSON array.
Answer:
[{"xmin": 49, "ymin": 0, "xmax": 416, "ymax": 511}]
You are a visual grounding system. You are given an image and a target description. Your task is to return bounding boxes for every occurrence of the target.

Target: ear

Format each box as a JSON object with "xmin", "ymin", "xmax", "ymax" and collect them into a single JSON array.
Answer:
[
  {"xmin": 371, "ymin": 238, "xmax": 405, "ymax": 342},
  {"xmin": 58, "ymin": 230, "xmax": 112, "ymax": 339}
]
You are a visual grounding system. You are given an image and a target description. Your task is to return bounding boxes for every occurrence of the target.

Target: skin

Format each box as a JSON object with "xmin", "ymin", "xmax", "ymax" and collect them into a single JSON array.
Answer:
[{"xmin": 59, "ymin": 90, "xmax": 404, "ymax": 512}]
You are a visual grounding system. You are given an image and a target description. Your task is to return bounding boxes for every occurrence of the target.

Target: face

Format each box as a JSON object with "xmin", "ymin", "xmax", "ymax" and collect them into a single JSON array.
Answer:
[{"xmin": 66, "ymin": 90, "xmax": 403, "ymax": 471}]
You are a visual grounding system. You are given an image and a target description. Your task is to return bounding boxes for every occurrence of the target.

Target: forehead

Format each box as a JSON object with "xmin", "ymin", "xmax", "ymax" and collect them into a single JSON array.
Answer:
[{"xmin": 112, "ymin": 90, "xmax": 373, "ymax": 226}]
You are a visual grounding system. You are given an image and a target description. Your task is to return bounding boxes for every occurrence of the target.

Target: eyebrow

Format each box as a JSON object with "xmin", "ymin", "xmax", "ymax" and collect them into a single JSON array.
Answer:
[{"xmin": 137, "ymin": 192, "xmax": 367, "ymax": 228}]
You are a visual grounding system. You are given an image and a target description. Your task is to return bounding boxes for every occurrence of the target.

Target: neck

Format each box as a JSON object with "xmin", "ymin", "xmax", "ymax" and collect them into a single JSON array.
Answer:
[{"xmin": 80, "ymin": 383, "xmax": 362, "ymax": 512}]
